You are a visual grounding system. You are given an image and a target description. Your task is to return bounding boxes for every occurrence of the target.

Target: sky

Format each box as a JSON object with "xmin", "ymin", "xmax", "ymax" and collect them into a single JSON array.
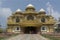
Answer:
[{"xmin": 0, "ymin": 0, "xmax": 60, "ymax": 28}]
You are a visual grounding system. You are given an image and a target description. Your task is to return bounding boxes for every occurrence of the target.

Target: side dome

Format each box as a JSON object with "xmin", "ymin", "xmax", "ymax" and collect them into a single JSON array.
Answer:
[
  {"xmin": 16, "ymin": 9, "xmax": 22, "ymax": 12},
  {"xmin": 15, "ymin": 9, "xmax": 22, "ymax": 14},
  {"xmin": 39, "ymin": 8, "xmax": 45, "ymax": 12},
  {"xmin": 39, "ymin": 8, "xmax": 46, "ymax": 14}
]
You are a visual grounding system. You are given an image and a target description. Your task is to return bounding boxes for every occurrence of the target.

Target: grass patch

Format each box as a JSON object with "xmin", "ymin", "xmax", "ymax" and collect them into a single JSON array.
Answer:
[
  {"xmin": 0, "ymin": 37, "xmax": 6, "ymax": 40},
  {"xmin": 0, "ymin": 33, "xmax": 19, "ymax": 40},
  {"xmin": 41, "ymin": 34, "xmax": 60, "ymax": 40}
]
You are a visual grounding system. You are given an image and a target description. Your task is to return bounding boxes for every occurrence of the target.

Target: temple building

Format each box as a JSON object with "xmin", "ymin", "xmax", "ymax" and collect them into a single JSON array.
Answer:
[
  {"xmin": 7, "ymin": 4, "xmax": 56, "ymax": 34},
  {"xmin": 54, "ymin": 18, "xmax": 60, "ymax": 33}
]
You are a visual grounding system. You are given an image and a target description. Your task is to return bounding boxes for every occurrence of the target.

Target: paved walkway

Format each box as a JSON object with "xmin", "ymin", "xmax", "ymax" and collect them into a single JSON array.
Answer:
[{"xmin": 6, "ymin": 34, "xmax": 49, "ymax": 40}]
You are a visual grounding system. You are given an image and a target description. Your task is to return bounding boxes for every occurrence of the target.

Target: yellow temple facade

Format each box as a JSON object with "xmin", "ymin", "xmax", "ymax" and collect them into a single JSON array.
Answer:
[{"xmin": 7, "ymin": 4, "xmax": 56, "ymax": 34}]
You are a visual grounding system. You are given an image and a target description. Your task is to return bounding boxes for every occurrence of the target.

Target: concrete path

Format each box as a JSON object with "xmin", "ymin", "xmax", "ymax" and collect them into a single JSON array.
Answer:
[{"xmin": 6, "ymin": 34, "xmax": 49, "ymax": 40}]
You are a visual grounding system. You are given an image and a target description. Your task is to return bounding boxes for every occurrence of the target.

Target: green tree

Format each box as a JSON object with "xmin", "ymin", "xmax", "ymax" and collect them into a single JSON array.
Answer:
[{"xmin": 0, "ymin": 28, "xmax": 3, "ymax": 33}]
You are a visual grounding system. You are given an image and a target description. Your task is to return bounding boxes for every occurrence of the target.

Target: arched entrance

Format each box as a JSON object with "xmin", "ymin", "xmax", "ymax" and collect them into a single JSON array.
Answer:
[{"xmin": 23, "ymin": 27, "xmax": 38, "ymax": 34}]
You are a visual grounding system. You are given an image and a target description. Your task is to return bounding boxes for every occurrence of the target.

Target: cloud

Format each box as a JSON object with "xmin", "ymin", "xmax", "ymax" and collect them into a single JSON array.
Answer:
[
  {"xmin": 0, "ymin": 8, "xmax": 12, "ymax": 28},
  {"xmin": 46, "ymin": 2, "xmax": 60, "ymax": 20},
  {"xmin": 0, "ymin": 8, "xmax": 12, "ymax": 18},
  {"xmin": 51, "ymin": 9, "xmax": 60, "ymax": 20},
  {"xmin": 0, "ymin": 0, "xmax": 12, "ymax": 28}
]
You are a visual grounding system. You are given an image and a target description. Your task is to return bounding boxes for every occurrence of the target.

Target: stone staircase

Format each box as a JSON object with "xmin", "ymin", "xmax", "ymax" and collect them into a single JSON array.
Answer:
[{"xmin": 7, "ymin": 34, "xmax": 49, "ymax": 40}]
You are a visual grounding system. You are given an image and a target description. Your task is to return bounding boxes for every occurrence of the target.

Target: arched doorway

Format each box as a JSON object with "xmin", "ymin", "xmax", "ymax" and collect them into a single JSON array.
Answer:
[{"xmin": 23, "ymin": 27, "xmax": 38, "ymax": 34}]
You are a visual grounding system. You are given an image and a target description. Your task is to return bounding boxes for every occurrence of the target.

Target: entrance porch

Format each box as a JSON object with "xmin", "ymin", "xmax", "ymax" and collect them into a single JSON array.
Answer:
[{"xmin": 21, "ymin": 27, "xmax": 40, "ymax": 34}]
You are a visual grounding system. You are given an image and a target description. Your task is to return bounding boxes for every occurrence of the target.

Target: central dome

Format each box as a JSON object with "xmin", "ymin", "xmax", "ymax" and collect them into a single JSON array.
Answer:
[
  {"xmin": 25, "ymin": 4, "xmax": 35, "ymax": 11},
  {"xmin": 26, "ymin": 4, "xmax": 34, "ymax": 7}
]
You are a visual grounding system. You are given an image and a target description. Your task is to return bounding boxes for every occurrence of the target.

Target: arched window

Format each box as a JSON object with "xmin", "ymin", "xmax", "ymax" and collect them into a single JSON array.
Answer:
[
  {"xmin": 41, "ymin": 26, "xmax": 47, "ymax": 31},
  {"xmin": 27, "ymin": 15, "xmax": 34, "ymax": 20},
  {"xmin": 16, "ymin": 16, "xmax": 20, "ymax": 23},
  {"xmin": 41, "ymin": 18, "xmax": 45, "ymax": 22}
]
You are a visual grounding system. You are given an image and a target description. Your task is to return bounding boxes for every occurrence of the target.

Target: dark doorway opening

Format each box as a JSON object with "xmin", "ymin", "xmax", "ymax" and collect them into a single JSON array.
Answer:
[{"xmin": 23, "ymin": 27, "xmax": 37, "ymax": 34}]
